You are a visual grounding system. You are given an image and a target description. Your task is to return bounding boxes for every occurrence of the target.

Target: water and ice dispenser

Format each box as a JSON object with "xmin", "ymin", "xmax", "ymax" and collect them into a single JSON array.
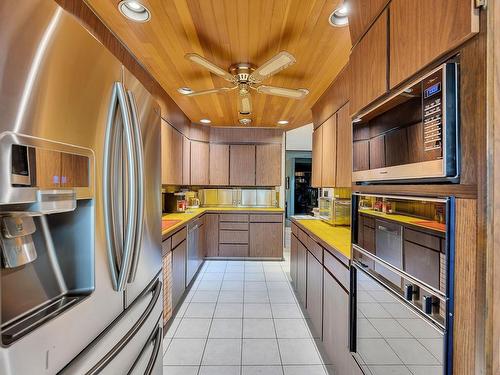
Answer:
[{"xmin": 0, "ymin": 133, "xmax": 94, "ymax": 345}]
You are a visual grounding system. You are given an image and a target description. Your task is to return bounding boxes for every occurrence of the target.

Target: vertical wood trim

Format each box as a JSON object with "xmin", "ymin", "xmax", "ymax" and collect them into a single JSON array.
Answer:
[{"xmin": 453, "ymin": 198, "xmax": 477, "ymax": 374}]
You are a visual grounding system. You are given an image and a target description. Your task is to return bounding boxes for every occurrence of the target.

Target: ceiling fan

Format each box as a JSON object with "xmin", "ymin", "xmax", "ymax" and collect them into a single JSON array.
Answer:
[{"xmin": 179, "ymin": 51, "xmax": 309, "ymax": 116}]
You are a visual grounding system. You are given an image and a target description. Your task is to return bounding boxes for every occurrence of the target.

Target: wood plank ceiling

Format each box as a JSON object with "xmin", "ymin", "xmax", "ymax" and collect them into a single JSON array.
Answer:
[{"xmin": 84, "ymin": 0, "xmax": 351, "ymax": 127}]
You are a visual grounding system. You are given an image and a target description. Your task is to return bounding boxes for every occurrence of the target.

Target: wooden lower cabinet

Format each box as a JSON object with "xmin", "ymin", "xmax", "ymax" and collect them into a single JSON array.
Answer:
[
  {"xmin": 323, "ymin": 270, "xmax": 352, "ymax": 375},
  {"xmin": 290, "ymin": 233, "xmax": 299, "ymax": 290},
  {"xmin": 162, "ymin": 251, "xmax": 172, "ymax": 325},
  {"xmin": 171, "ymin": 240, "xmax": 186, "ymax": 309},
  {"xmin": 249, "ymin": 222, "xmax": 283, "ymax": 257},
  {"xmin": 297, "ymin": 241, "xmax": 307, "ymax": 306},
  {"xmin": 306, "ymin": 251, "xmax": 323, "ymax": 339},
  {"xmin": 219, "ymin": 244, "xmax": 248, "ymax": 257},
  {"xmin": 204, "ymin": 214, "xmax": 219, "ymax": 257}
]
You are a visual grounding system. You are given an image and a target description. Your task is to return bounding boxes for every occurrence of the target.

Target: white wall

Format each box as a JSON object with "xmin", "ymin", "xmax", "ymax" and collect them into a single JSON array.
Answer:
[{"xmin": 285, "ymin": 123, "xmax": 313, "ymax": 151}]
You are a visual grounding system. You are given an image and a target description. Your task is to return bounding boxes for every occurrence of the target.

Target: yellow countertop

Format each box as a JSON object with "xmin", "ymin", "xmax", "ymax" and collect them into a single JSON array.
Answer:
[
  {"xmin": 295, "ymin": 219, "xmax": 351, "ymax": 259},
  {"xmin": 358, "ymin": 209, "xmax": 446, "ymax": 233},
  {"xmin": 162, "ymin": 207, "xmax": 284, "ymax": 237}
]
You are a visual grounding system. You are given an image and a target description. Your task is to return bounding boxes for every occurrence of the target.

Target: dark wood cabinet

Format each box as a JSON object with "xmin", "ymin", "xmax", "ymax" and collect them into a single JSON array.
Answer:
[
  {"xmin": 182, "ymin": 136, "xmax": 190, "ymax": 185},
  {"xmin": 348, "ymin": 0, "xmax": 390, "ymax": 46},
  {"xmin": 290, "ymin": 233, "xmax": 299, "ymax": 290},
  {"xmin": 205, "ymin": 214, "xmax": 219, "ymax": 257},
  {"xmin": 249, "ymin": 222, "xmax": 283, "ymax": 258},
  {"xmin": 306, "ymin": 251, "xmax": 323, "ymax": 339},
  {"xmin": 171, "ymin": 240, "xmax": 186, "ymax": 309},
  {"xmin": 321, "ymin": 115, "xmax": 337, "ymax": 187},
  {"xmin": 297, "ymin": 240, "xmax": 307, "ymax": 306},
  {"xmin": 323, "ymin": 270, "xmax": 351, "ymax": 375},
  {"xmin": 209, "ymin": 144, "xmax": 229, "ymax": 185},
  {"xmin": 311, "ymin": 126, "xmax": 323, "ymax": 187},
  {"xmin": 389, "ymin": 0, "xmax": 479, "ymax": 88},
  {"xmin": 353, "ymin": 140, "xmax": 369, "ymax": 172},
  {"xmin": 190, "ymin": 140, "xmax": 209, "ymax": 185},
  {"xmin": 230, "ymin": 145, "xmax": 256, "ymax": 186},
  {"xmin": 255, "ymin": 144, "xmax": 282, "ymax": 187},
  {"xmin": 161, "ymin": 122, "xmax": 183, "ymax": 185},
  {"xmin": 350, "ymin": 9, "xmax": 388, "ymax": 115},
  {"xmin": 336, "ymin": 103, "xmax": 352, "ymax": 187},
  {"xmin": 369, "ymin": 135, "xmax": 385, "ymax": 169}
]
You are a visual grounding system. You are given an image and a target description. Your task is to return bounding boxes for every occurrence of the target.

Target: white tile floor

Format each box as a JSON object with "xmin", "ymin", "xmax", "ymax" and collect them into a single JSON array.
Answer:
[{"xmin": 163, "ymin": 229, "xmax": 331, "ymax": 375}]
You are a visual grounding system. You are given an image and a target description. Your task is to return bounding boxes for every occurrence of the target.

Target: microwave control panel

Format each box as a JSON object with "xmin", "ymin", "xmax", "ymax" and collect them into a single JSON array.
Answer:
[{"xmin": 422, "ymin": 70, "xmax": 444, "ymax": 153}]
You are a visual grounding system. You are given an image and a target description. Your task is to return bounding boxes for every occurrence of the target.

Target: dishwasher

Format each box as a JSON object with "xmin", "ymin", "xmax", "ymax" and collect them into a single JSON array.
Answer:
[{"xmin": 186, "ymin": 219, "xmax": 202, "ymax": 286}]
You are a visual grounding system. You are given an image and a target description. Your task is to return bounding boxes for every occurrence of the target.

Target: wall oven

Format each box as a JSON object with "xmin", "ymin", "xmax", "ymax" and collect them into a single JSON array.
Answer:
[
  {"xmin": 350, "ymin": 193, "xmax": 455, "ymax": 375},
  {"xmin": 352, "ymin": 61, "xmax": 459, "ymax": 184}
]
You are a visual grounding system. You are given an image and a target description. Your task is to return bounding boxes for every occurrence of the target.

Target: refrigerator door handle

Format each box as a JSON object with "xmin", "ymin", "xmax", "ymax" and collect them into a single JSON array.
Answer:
[
  {"xmin": 126, "ymin": 90, "xmax": 145, "ymax": 283},
  {"xmin": 103, "ymin": 82, "xmax": 138, "ymax": 291},
  {"xmin": 85, "ymin": 278, "xmax": 162, "ymax": 375}
]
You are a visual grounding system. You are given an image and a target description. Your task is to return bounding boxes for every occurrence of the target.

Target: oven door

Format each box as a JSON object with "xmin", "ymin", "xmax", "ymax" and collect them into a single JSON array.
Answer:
[{"xmin": 350, "ymin": 262, "xmax": 449, "ymax": 375}]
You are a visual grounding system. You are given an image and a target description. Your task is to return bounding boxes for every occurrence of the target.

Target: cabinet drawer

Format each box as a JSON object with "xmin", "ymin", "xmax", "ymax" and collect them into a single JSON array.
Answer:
[
  {"xmin": 291, "ymin": 223, "xmax": 299, "ymax": 236},
  {"xmin": 219, "ymin": 230, "xmax": 249, "ymax": 244},
  {"xmin": 404, "ymin": 228, "xmax": 441, "ymax": 252},
  {"xmin": 162, "ymin": 237, "xmax": 172, "ymax": 257},
  {"xmin": 171, "ymin": 227, "xmax": 187, "ymax": 249},
  {"xmin": 324, "ymin": 250, "xmax": 350, "ymax": 291},
  {"xmin": 305, "ymin": 235, "xmax": 323, "ymax": 263},
  {"xmin": 361, "ymin": 215, "xmax": 375, "ymax": 228},
  {"xmin": 219, "ymin": 244, "xmax": 249, "ymax": 257},
  {"xmin": 219, "ymin": 222, "xmax": 248, "ymax": 230},
  {"xmin": 249, "ymin": 214, "xmax": 283, "ymax": 223},
  {"xmin": 298, "ymin": 228, "xmax": 309, "ymax": 245},
  {"xmin": 219, "ymin": 214, "xmax": 249, "ymax": 222}
]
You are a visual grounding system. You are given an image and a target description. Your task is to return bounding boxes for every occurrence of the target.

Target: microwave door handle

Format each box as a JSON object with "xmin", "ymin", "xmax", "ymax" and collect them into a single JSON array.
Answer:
[{"xmin": 126, "ymin": 90, "xmax": 145, "ymax": 284}]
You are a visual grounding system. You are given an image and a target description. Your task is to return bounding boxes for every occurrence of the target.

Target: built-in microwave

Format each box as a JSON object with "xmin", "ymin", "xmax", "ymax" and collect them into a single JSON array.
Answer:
[
  {"xmin": 352, "ymin": 61, "xmax": 459, "ymax": 184},
  {"xmin": 350, "ymin": 193, "xmax": 455, "ymax": 374}
]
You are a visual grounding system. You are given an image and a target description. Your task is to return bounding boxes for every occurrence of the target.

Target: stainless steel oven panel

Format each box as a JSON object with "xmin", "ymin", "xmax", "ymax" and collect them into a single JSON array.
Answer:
[
  {"xmin": 374, "ymin": 220, "xmax": 403, "ymax": 287},
  {"xmin": 351, "ymin": 264, "xmax": 446, "ymax": 374}
]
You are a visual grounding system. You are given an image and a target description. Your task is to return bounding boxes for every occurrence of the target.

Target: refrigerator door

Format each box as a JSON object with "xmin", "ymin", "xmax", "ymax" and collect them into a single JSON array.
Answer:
[
  {"xmin": 123, "ymin": 69, "xmax": 162, "ymax": 307},
  {"xmin": 60, "ymin": 276, "xmax": 162, "ymax": 375},
  {"xmin": 0, "ymin": 1, "xmax": 124, "ymax": 373}
]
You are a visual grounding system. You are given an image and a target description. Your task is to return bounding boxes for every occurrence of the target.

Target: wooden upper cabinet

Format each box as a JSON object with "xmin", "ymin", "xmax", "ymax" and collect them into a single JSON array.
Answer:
[
  {"xmin": 336, "ymin": 103, "xmax": 352, "ymax": 187},
  {"xmin": 389, "ymin": 0, "xmax": 479, "ymax": 88},
  {"xmin": 256, "ymin": 144, "xmax": 282, "ymax": 187},
  {"xmin": 312, "ymin": 126, "xmax": 323, "ymax": 188},
  {"xmin": 230, "ymin": 145, "xmax": 256, "ymax": 186},
  {"xmin": 182, "ymin": 136, "xmax": 190, "ymax": 185},
  {"xmin": 311, "ymin": 63, "xmax": 350, "ymax": 129},
  {"xmin": 321, "ymin": 115, "xmax": 337, "ymax": 187},
  {"xmin": 161, "ymin": 122, "xmax": 183, "ymax": 185},
  {"xmin": 348, "ymin": 0, "xmax": 390, "ymax": 46},
  {"xmin": 209, "ymin": 144, "xmax": 229, "ymax": 186},
  {"xmin": 190, "ymin": 140, "xmax": 209, "ymax": 185},
  {"xmin": 350, "ymin": 9, "xmax": 388, "ymax": 116}
]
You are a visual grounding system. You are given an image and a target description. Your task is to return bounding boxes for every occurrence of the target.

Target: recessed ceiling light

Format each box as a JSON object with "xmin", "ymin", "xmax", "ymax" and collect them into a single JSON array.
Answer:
[
  {"xmin": 239, "ymin": 118, "xmax": 252, "ymax": 125},
  {"xmin": 200, "ymin": 118, "xmax": 211, "ymax": 124},
  {"xmin": 177, "ymin": 87, "xmax": 193, "ymax": 95},
  {"xmin": 353, "ymin": 117, "xmax": 362, "ymax": 123},
  {"xmin": 329, "ymin": 3, "xmax": 349, "ymax": 27},
  {"xmin": 277, "ymin": 120, "xmax": 289, "ymax": 125},
  {"xmin": 118, "ymin": 1, "xmax": 151, "ymax": 23}
]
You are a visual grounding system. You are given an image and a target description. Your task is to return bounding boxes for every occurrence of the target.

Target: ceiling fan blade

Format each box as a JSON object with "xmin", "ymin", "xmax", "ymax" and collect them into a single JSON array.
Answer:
[
  {"xmin": 239, "ymin": 92, "xmax": 252, "ymax": 115},
  {"xmin": 184, "ymin": 87, "xmax": 234, "ymax": 97},
  {"xmin": 185, "ymin": 53, "xmax": 235, "ymax": 82},
  {"xmin": 249, "ymin": 51, "xmax": 296, "ymax": 82},
  {"xmin": 257, "ymin": 85, "xmax": 309, "ymax": 99}
]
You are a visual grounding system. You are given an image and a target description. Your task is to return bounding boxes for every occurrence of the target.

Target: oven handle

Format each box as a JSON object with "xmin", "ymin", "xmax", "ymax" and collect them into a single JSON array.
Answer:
[{"xmin": 352, "ymin": 244, "xmax": 446, "ymax": 301}]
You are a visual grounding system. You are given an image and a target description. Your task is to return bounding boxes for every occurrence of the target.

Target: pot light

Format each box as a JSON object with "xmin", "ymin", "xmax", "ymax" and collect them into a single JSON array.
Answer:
[
  {"xmin": 200, "ymin": 118, "xmax": 211, "ymax": 124},
  {"xmin": 277, "ymin": 120, "xmax": 289, "ymax": 125},
  {"xmin": 353, "ymin": 117, "xmax": 362, "ymax": 123},
  {"xmin": 177, "ymin": 87, "xmax": 193, "ymax": 95},
  {"xmin": 118, "ymin": 1, "xmax": 151, "ymax": 23},
  {"xmin": 329, "ymin": 3, "xmax": 349, "ymax": 27}
]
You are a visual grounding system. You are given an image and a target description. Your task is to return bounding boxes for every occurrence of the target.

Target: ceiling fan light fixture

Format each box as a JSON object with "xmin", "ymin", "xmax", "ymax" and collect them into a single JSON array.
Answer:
[
  {"xmin": 277, "ymin": 120, "xmax": 289, "ymax": 125},
  {"xmin": 329, "ymin": 3, "xmax": 349, "ymax": 27},
  {"xmin": 200, "ymin": 118, "xmax": 211, "ymax": 124},
  {"xmin": 177, "ymin": 87, "xmax": 193, "ymax": 95},
  {"xmin": 118, "ymin": 0, "xmax": 151, "ymax": 22}
]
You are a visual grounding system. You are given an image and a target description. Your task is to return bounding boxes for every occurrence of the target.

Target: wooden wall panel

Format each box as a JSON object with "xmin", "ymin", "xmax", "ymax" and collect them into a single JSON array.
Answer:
[{"xmin": 312, "ymin": 63, "xmax": 350, "ymax": 128}]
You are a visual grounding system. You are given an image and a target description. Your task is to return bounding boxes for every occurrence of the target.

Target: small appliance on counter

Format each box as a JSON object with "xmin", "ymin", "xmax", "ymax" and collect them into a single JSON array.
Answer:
[{"xmin": 318, "ymin": 188, "xmax": 351, "ymax": 226}]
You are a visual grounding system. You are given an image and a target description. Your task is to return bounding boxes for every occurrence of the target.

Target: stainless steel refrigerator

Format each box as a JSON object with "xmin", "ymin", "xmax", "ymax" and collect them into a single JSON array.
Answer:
[{"xmin": 0, "ymin": 0, "xmax": 162, "ymax": 373}]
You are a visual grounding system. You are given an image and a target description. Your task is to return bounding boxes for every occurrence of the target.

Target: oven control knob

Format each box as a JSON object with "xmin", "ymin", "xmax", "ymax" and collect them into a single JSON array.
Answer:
[{"xmin": 422, "ymin": 295, "xmax": 436, "ymax": 315}]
